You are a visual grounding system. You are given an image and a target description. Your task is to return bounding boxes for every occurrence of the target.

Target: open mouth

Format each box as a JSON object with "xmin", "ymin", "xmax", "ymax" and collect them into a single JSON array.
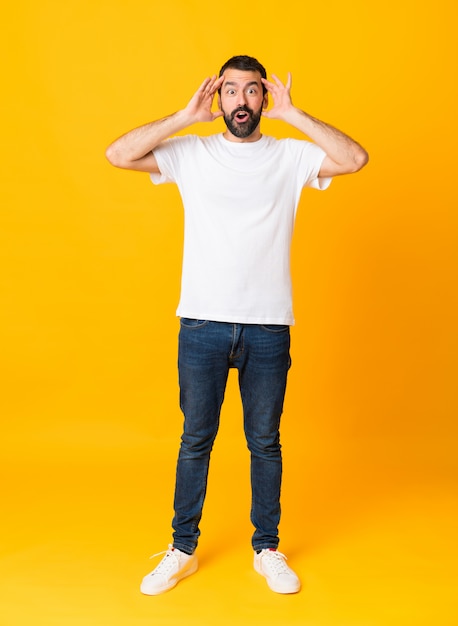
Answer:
[{"xmin": 233, "ymin": 110, "xmax": 250, "ymax": 123}]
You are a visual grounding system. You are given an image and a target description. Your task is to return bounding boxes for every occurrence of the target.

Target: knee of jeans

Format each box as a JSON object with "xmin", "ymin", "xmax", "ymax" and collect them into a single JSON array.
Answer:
[
  {"xmin": 180, "ymin": 429, "xmax": 218, "ymax": 458},
  {"xmin": 245, "ymin": 431, "xmax": 281, "ymax": 458}
]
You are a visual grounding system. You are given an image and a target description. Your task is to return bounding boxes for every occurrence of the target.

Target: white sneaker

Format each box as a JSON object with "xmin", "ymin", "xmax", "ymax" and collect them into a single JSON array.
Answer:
[
  {"xmin": 140, "ymin": 545, "xmax": 198, "ymax": 595},
  {"xmin": 254, "ymin": 549, "xmax": 301, "ymax": 594}
]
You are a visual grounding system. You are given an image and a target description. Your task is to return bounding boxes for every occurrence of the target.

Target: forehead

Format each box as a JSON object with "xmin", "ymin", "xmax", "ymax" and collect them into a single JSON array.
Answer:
[{"xmin": 221, "ymin": 69, "xmax": 262, "ymax": 87}]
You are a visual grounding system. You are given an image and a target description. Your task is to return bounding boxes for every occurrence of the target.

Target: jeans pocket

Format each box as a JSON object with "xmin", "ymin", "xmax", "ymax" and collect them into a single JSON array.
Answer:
[
  {"xmin": 260, "ymin": 324, "xmax": 290, "ymax": 333},
  {"xmin": 180, "ymin": 318, "xmax": 209, "ymax": 329}
]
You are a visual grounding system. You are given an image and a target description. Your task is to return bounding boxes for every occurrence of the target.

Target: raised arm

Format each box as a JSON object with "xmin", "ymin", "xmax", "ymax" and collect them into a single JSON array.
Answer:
[
  {"xmin": 261, "ymin": 73, "xmax": 369, "ymax": 177},
  {"xmin": 105, "ymin": 75, "xmax": 224, "ymax": 173}
]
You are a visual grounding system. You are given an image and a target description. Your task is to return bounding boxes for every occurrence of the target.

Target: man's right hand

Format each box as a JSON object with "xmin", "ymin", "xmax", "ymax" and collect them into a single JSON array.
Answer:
[{"xmin": 183, "ymin": 75, "xmax": 224, "ymax": 124}]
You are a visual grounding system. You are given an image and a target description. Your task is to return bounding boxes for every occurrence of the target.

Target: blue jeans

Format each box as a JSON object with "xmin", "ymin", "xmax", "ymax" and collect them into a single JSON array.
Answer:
[{"xmin": 172, "ymin": 319, "xmax": 291, "ymax": 555}]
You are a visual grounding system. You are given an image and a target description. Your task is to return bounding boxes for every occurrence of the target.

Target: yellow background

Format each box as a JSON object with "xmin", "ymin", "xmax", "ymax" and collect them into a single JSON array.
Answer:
[{"xmin": 1, "ymin": 1, "xmax": 457, "ymax": 625}]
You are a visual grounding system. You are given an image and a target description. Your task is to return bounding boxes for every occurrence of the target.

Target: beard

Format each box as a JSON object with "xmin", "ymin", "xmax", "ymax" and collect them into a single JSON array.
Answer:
[{"xmin": 222, "ymin": 104, "xmax": 263, "ymax": 139}]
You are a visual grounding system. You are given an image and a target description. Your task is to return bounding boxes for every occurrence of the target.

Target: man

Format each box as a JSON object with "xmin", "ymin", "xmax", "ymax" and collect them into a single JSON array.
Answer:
[{"xmin": 106, "ymin": 55, "xmax": 368, "ymax": 596}]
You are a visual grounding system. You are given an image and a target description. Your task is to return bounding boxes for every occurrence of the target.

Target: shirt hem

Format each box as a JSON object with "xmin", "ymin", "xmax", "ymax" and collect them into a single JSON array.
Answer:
[{"xmin": 176, "ymin": 309, "xmax": 295, "ymax": 326}]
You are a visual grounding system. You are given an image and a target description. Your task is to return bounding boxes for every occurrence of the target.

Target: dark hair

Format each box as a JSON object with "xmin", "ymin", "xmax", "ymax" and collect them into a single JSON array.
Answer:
[{"xmin": 218, "ymin": 55, "xmax": 267, "ymax": 95}]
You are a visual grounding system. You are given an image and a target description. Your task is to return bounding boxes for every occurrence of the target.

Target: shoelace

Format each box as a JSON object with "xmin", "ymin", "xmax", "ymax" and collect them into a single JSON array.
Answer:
[
  {"xmin": 148, "ymin": 545, "xmax": 178, "ymax": 575},
  {"xmin": 262, "ymin": 550, "xmax": 290, "ymax": 575}
]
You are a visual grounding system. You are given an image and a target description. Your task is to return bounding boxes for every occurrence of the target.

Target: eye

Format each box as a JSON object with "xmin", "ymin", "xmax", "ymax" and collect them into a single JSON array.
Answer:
[
  {"xmin": 247, "ymin": 88, "xmax": 257, "ymax": 95},
  {"xmin": 227, "ymin": 89, "xmax": 236, "ymax": 95}
]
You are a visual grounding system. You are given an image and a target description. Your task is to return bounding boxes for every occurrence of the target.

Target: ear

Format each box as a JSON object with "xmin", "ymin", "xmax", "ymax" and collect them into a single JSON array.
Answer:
[
  {"xmin": 262, "ymin": 93, "xmax": 268, "ymax": 109},
  {"xmin": 217, "ymin": 94, "xmax": 222, "ymax": 110}
]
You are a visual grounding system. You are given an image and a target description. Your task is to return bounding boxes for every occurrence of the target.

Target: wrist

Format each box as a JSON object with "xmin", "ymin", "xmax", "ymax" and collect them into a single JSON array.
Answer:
[
  {"xmin": 282, "ymin": 105, "xmax": 307, "ymax": 124},
  {"xmin": 174, "ymin": 108, "xmax": 196, "ymax": 128}
]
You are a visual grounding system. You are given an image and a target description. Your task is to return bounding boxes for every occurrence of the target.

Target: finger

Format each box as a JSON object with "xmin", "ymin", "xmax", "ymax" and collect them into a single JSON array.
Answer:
[
  {"xmin": 212, "ymin": 74, "xmax": 224, "ymax": 86},
  {"xmin": 201, "ymin": 76, "xmax": 213, "ymax": 89},
  {"xmin": 204, "ymin": 75, "xmax": 217, "ymax": 93},
  {"xmin": 209, "ymin": 75, "xmax": 224, "ymax": 94},
  {"xmin": 270, "ymin": 73, "xmax": 284, "ymax": 87},
  {"xmin": 261, "ymin": 77, "xmax": 276, "ymax": 92},
  {"xmin": 195, "ymin": 77, "xmax": 213, "ymax": 98}
]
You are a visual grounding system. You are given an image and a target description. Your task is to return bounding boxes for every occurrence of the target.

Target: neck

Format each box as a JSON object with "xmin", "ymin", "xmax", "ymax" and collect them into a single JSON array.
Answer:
[{"xmin": 222, "ymin": 128, "xmax": 263, "ymax": 143}]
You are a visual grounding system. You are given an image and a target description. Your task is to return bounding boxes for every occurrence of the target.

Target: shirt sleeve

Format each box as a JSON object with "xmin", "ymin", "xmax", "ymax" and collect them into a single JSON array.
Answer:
[
  {"xmin": 291, "ymin": 139, "xmax": 332, "ymax": 191},
  {"xmin": 149, "ymin": 136, "xmax": 192, "ymax": 186}
]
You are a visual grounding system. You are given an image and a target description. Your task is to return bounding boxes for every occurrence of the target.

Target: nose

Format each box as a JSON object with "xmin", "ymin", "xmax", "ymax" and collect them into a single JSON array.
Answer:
[{"xmin": 236, "ymin": 92, "xmax": 248, "ymax": 107}]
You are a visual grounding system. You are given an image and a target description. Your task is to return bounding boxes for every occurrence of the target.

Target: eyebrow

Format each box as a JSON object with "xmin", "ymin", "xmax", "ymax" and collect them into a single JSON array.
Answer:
[{"xmin": 224, "ymin": 80, "xmax": 260, "ymax": 88}]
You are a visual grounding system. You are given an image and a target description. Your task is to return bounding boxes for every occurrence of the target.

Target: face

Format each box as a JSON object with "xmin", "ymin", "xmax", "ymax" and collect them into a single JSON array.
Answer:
[{"xmin": 219, "ymin": 69, "xmax": 267, "ymax": 141}]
